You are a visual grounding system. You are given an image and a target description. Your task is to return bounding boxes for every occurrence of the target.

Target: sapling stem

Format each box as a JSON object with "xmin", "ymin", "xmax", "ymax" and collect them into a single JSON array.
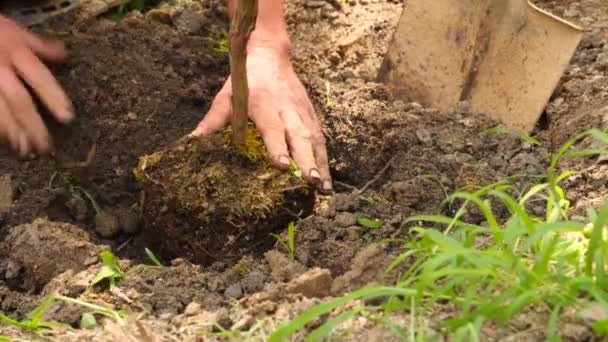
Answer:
[{"xmin": 229, "ymin": 0, "xmax": 258, "ymax": 146}]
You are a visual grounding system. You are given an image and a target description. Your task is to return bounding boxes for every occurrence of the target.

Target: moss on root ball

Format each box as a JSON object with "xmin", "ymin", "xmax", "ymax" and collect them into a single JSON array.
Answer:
[{"xmin": 133, "ymin": 129, "xmax": 315, "ymax": 266}]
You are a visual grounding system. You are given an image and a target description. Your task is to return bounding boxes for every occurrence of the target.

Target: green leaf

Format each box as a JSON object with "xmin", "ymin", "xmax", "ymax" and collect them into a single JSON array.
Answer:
[
  {"xmin": 80, "ymin": 313, "xmax": 97, "ymax": 329},
  {"xmin": 91, "ymin": 266, "xmax": 121, "ymax": 288},
  {"xmin": 357, "ymin": 217, "xmax": 383, "ymax": 229},
  {"xmin": 287, "ymin": 222, "xmax": 296, "ymax": 259},
  {"xmin": 593, "ymin": 319, "xmax": 608, "ymax": 337},
  {"xmin": 26, "ymin": 295, "xmax": 57, "ymax": 329},
  {"xmin": 546, "ymin": 305, "xmax": 561, "ymax": 342},
  {"xmin": 145, "ymin": 248, "xmax": 164, "ymax": 267},
  {"xmin": 289, "ymin": 159, "xmax": 302, "ymax": 179},
  {"xmin": 100, "ymin": 251, "xmax": 121, "ymax": 271},
  {"xmin": 0, "ymin": 336, "xmax": 12, "ymax": 342}
]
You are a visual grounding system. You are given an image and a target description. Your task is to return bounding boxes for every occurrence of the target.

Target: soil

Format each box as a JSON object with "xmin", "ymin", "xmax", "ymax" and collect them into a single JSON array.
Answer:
[{"xmin": 0, "ymin": 0, "xmax": 607, "ymax": 341}]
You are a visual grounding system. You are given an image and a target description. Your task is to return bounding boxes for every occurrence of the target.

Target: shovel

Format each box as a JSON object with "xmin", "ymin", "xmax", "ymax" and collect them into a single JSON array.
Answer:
[{"xmin": 378, "ymin": 0, "xmax": 584, "ymax": 133}]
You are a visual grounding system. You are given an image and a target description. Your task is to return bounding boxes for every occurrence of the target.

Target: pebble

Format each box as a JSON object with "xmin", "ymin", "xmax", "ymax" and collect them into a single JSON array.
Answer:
[
  {"xmin": 241, "ymin": 271, "xmax": 266, "ymax": 293},
  {"xmin": 286, "ymin": 268, "xmax": 333, "ymax": 298},
  {"xmin": 334, "ymin": 212, "xmax": 358, "ymax": 227},
  {"xmin": 95, "ymin": 212, "xmax": 121, "ymax": 238},
  {"xmin": 306, "ymin": 0, "xmax": 326, "ymax": 8},
  {"xmin": 224, "ymin": 283, "xmax": 243, "ymax": 299},
  {"xmin": 184, "ymin": 302, "xmax": 201, "ymax": 316}
]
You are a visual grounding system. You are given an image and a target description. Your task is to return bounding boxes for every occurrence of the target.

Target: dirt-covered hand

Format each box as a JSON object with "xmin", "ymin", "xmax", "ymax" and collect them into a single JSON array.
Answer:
[
  {"xmin": 0, "ymin": 15, "xmax": 73, "ymax": 157},
  {"xmin": 191, "ymin": 45, "xmax": 332, "ymax": 194}
]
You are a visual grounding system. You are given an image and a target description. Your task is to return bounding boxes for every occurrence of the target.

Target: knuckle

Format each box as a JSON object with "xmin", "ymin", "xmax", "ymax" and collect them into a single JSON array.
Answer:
[{"xmin": 290, "ymin": 126, "xmax": 312, "ymax": 141}]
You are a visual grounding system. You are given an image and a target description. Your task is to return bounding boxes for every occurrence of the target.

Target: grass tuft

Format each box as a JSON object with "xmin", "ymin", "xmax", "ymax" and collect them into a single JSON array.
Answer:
[{"xmin": 269, "ymin": 128, "xmax": 608, "ymax": 340}]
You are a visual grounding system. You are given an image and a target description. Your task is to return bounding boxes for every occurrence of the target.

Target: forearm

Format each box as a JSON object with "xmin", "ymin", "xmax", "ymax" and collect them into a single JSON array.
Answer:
[{"xmin": 228, "ymin": 0, "xmax": 291, "ymax": 53}]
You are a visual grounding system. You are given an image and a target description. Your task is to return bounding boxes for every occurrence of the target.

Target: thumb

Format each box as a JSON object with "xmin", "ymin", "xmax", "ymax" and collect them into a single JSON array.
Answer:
[{"xmin": 191, "ymin": 88, "xmax": 231, "ymax": 137}]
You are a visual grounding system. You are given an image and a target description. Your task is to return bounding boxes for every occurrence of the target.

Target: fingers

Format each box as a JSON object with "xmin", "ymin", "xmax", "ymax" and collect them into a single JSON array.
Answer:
[
  {"xmin": 312, "ymin": 130, "xmax": 332, "ymax": 193},
  {"xmin": 21, "ymin": 29, "xmax": 66, "ymax": 61},
  {"xmin": 12, "ymin": 48, "xmax": 73, "ymax": 124},
  {"xmin": 252, "ymin": 107, "xmax": 290, "ymax": 169},
  {"xmin": 0, "ymin": 66, "xmax": 49, "ymax": 154},
  {"xmin": 191, "ymin": 84, "xmax": 231, "ymax": 137},
  {"xmin": 281, "ymin": 110, "xmax": 322, "ymax": 186},
  {"xmin": 0, "ymin": 95, "xmax": 22, "ymax": 154}
]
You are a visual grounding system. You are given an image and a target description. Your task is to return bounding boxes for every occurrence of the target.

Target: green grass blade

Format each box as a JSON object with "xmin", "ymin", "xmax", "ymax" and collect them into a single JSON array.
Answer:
[
  {"xmin": 268, "ymin": 287, "xmax": 416, "ymax": 342},
  {"xmin": 145, "ymin": 248, "xmax": 164, "ymax": 267},
  {"xmin": 546, "ymin": 305, "xmax": 561, "ymax": 342},
  {"xmin": 26, "ymin": 295, "xmax": 57, "ymax": 329},
  {"xmin": 304, "ymin": 307, "xmax": 362, "ymax": 342}
]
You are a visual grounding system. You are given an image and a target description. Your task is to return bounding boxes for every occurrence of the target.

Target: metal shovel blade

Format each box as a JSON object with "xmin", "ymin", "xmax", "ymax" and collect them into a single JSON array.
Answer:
[{"xmin": 378, "ymin": 0, "xmax": 584, "ymax": 133}]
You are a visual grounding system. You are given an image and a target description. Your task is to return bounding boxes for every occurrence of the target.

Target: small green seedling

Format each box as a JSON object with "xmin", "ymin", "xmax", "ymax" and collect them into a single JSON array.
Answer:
[
  {"xmin": 357, "ymin": 217, "xmax": 383, "ymax": 229},
  {"xmin": 79, "ymin": 313, "xmax": 97, "ymax": 330},
  {"xmin": 359, "ymin": 196, "xmax": 377, "ymax": 206},
  {"xmin": 145, "ymin": 248, "xmax": 164, "ymax": 267},
  {"xmin": 0, "ymin": 296, "xmax": 66, "ymax": 332},
  {"xmin": 289, "ymin": 159, "xmax": 303, "ymax": 179},
  {"xmin": 91, "ymin": 251, "xmax": 124, "ymax": 290},
  {"xmin": 272, "ymin": 222, "xmax": 296, "ymax": 259},
  {"xmin": 215, "ymin": 32, "xmax": 229, "ymax": 53},
  {"xmin": 0, "ymin": 294, "xmax": 126, "ymax": 336},
  {"xmin": 482, "ymin": 125, "xmax": 543, "ymax": 146}
]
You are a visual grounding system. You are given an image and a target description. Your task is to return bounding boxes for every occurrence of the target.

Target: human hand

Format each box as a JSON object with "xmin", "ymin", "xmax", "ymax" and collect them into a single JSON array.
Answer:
[
  {"xmin": 0, "ymin": 15, "xmax": 73, "ymax": 157},
  {"xmin": 191, "ymin": 43, "xmax": 332, "ymax": 194}
]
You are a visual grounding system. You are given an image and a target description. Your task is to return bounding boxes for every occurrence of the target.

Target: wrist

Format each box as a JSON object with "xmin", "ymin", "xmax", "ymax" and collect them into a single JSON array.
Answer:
[{"xmin": 248, "ymin": 29, "xmax": 291, "ymax": 57}]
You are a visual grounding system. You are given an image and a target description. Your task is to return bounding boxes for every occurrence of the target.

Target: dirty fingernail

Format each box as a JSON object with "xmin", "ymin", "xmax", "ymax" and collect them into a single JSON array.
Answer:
[
  {"xmin": 278, "ymin": 155, "xmax": 290, "ymax": 167},
  {"xmin": 322, "ymin": 180, "xmax": 333, "ymax": 192},
  {"xmin": 309, "ymin": 169, "xmax": 321, "ymax": 183}
]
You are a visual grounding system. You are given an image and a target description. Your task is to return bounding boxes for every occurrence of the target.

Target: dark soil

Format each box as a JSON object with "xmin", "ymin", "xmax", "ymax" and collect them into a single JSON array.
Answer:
[{"xmin": 0, "ymin": 0, "xmax": 607, "ymax": 340}]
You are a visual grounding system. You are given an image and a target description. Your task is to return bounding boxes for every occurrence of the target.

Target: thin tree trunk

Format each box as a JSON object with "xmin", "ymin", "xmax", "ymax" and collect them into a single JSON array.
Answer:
[{"xmin": 229, "ymin": 0, "xmax": 258, "ymax": 146}]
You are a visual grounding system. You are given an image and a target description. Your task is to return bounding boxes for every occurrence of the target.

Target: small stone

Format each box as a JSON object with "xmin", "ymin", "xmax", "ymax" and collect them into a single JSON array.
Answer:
[
  {"xmin": 333, "ymin": 193, "xmax": 359, "ymax": 211},
  {"xmin": 184, "ymin": 302, "xmax": 201, "ymax": 316},
  {"xmin": 346, "ymin": 226, "xmax": 363, "ymax": 241},
  {"xmin": 580, "ymin": 302, "xmax": 608, "ymax": 327},
  {"xmin": 241, "ymin": 271, "xmax": 266, "ymax": 293},
  {"xmin": 306, "ymin": 0, "xmax": 327, "ymax": 8},
  {"xmin": 145, "ymin": 6, "xmax": 174, "ymax": 25},
  {"xmin": 415, "ymin": 128, "xmax": 433, "ymax": 145},
  {"xmin": 334, "ymin": 212, "xmax": 358, "ymax": 228},
  {"xmin": 117, "ymin": 209, "xmax": 140, "ymax": 235},
  {"xmin": 127, "ymin": 112, "xmax": 138, "ymax": 120},
  {"xmin": 95, "ymin": 212, "xmax": 121, "ymax": 238},
  {"xmin": 224, "ymin": 283, "xmax": 243, "ymax": 299},
  {"xmin": 66, "ymin": 194, "xmax": 89, "ymax": 222},
  {"xmin": 286, "ymin": 268, "xmax": 333, "ymax": 298}
]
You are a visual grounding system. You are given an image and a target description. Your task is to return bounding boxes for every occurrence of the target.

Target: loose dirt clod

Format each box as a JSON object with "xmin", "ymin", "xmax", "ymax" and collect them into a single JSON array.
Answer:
[
  {"xmin": 134, "ymin": 132, "xmax": 315, "ymax": 266},
  {"xmin": 0, "ymin": 218, "xmax": 108, "ymax": 291},
  {"xmin": 0, "ymin": 175, "xmax": 12, "ymax": 218},
  {"xmin": 286, "ymin": 267, "xmax": 333, "ymax": 298},
  {"xmin": 95, "ymin": 211, "xmax": 121, "ymax": 238}
]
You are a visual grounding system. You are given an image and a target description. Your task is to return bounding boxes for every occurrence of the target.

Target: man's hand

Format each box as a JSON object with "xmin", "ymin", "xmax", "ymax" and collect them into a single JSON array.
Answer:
[
  {"xmin": 0, "ymin": 15, "xmax": 73, "ymax": 157},
  {"xmin": 191, "ymin": 43, "xmax": 332, "ymax": 194}
]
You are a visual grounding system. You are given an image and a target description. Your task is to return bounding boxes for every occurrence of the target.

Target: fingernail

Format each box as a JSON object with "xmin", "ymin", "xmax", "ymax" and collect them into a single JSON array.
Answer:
[
  {"xmin": 189, "ymin": 128, "xmax": 202, "ymax": 137},
  {"xmin": 278, "ymin": 155, "xmax": 290, "ymax": 167},
  {"xmin": 309, "ymin": 169, "xmax": 321, "ymax": 184},
  {"xmin": 322, "ymin": 180, "xmax": 333, "ymax": 192},
  {"xmin": 61, "ymin": 104, "xmax": 74, "ymax": 123}
]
